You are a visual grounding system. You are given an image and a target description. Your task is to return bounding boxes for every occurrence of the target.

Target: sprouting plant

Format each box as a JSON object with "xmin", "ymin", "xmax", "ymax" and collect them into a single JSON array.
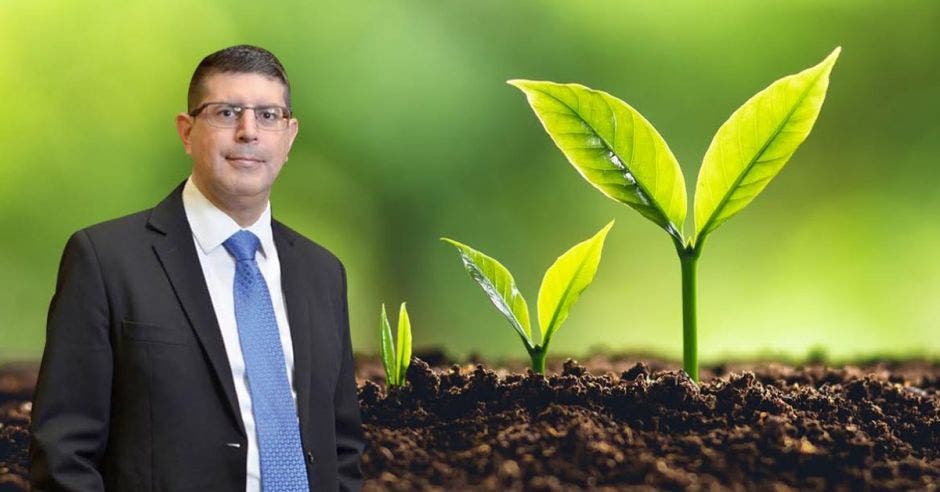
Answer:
[
  {"xmin": 379, "ymin": 302, "xmax": 412, "ymax": 387},
  {"xmin": 509, "ymin": 48, "xmax": 840, "ymax": 382},
  {"xmin": 442, "ymin": 221, "xmax": 613, "ymax": 374}
]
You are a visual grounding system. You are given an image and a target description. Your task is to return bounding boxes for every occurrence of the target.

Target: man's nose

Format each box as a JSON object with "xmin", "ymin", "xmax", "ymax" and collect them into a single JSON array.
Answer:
[{"xmin": 235, "ymin": 110, "xmax": 259, "ymax": 142}]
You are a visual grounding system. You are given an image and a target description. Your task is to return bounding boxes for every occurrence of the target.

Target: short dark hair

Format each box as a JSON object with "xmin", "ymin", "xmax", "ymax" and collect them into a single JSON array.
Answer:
[{"xmin": 187, "ymin": 45, "xmax": 291, "ymax": 112}]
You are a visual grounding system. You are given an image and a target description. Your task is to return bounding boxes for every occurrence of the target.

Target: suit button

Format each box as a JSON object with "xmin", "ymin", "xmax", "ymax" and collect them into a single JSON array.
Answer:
[{"xmin": 306, "ymin": 451, "xmax": 314, "ymax": 464}]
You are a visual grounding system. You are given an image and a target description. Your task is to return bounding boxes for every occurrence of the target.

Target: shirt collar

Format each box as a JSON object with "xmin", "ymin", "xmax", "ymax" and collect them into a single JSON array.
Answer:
[{"xmin": 181, "ymin": 175, "xmax": 275, "ymax": 259}]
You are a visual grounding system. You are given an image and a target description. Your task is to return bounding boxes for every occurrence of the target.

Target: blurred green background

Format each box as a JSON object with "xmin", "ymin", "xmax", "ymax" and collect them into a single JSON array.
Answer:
[{"xmin": 2, "ymin": 1, "xmax": 939, "ymax": 364}]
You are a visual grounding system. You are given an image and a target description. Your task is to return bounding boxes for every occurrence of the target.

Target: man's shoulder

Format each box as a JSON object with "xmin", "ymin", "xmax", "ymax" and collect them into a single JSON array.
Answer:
[
  {"xmin": 272, "ymin": 219, "xmax": 344, "ymax": 273},
  {"xmin": 55, "ymin": 208, "xmax": 158, "ymax": 269},
  {"xmin": 77, "ymin": 208, "xmax": 155, "ymax": 243}
]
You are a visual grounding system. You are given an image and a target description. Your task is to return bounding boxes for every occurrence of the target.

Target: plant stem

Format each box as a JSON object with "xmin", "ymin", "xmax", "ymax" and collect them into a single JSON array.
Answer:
[
  {"xmin": 530, "ymin": 349, "xmax": 547, "ymax": 374},
  {"xmin": 678, "ymin": 248, "xmax": 699, "ymax": 382}
]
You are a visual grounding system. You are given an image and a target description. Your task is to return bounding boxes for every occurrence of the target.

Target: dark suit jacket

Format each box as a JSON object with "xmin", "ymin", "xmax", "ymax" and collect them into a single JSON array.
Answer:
[{"xmin": 29, "ymin": 180, "xmax": 366, "ymax": 491}]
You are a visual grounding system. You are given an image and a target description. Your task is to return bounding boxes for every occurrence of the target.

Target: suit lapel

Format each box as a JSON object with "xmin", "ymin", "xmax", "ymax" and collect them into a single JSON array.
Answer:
[
  {"xmin": 273, "ymin": 220, "xmax": 342, "ymax": 434},
  {"xmin": 147, "ymin": 181, "xmax": 246, "ymax": 437},
  {"xmin": 273, "ymin": 223, "xmax": 313, "ymax": 430}
]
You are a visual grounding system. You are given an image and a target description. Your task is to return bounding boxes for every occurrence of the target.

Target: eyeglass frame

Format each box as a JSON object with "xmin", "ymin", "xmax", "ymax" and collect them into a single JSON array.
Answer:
[{"xmin": 187, "ymin": 101, "xmax": 295, "ymax": 131}]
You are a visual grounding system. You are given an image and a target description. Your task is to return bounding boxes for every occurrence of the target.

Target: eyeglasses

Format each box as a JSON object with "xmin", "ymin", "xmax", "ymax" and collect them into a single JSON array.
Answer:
[{"xmin": 188, "ymin": 102, "xmax": 293, "ymax": 131}]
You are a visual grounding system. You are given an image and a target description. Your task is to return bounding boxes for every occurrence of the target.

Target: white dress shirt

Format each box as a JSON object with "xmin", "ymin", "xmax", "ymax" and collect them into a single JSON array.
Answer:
[{"xmin": 182, "ymin": 176, "xmax": 298, "ymax": 492}]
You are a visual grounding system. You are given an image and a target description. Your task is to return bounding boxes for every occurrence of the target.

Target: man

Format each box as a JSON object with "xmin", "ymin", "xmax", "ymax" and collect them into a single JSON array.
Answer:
[{"xmin": 29, "ymin": 45, "xmax": 365, "ymax": 491}]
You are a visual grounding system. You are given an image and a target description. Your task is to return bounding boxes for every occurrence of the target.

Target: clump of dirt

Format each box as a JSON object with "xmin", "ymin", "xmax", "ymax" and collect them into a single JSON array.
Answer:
[{"xmin": 2, "ymin": 354, "xmax": 939, "ymax": 491}]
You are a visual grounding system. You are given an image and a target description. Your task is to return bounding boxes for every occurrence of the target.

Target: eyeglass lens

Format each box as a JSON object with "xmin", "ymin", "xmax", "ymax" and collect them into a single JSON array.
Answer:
[{"xmin": 204, "ymin": 103, "xmax": 289, "ymax": 130}]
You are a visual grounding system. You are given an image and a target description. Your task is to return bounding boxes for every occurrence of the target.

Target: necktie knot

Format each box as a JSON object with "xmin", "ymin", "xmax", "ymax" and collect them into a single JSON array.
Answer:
[{"xmin": 223, "ymin": 230, "xmax": 261, "ymax": 262}]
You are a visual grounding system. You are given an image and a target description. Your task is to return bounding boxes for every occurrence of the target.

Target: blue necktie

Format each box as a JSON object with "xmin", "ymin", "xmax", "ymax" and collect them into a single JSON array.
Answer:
[{"xmin": 223, "ymin": 230, "xmax": 309, "ymax": 491}]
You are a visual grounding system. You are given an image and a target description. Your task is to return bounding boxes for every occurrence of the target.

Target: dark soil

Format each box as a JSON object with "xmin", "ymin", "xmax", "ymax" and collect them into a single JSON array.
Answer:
[
  {"xmin": 2, "ymin": 352, "xmax": 939, "ymax": 491},
  {"xmin": 0, "ymin": 363, "xmax": 35, "ymax": 492}
]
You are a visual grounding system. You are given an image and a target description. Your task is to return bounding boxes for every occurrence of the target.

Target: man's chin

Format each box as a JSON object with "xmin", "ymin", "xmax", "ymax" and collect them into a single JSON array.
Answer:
[{"xmin": 230, "ymin": 177, "xmax": 275, "ymax": 197}]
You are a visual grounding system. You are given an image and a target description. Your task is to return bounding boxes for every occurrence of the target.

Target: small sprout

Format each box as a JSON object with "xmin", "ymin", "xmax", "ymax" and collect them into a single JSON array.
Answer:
[
  {"xmin": 442, "ymin": 221, "xmax": 613, "ymax": 374},
  {"xmin": 379, "ymin": 302, "xmax": 412, "ymax": 387},
  {"xmin": 510, "ymin": 48, "xmax": 841, "ymax": 382}
]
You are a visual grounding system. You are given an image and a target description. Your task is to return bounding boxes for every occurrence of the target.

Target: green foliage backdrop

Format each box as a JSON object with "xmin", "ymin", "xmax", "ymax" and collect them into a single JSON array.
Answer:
[{"xmin": 2, "ymin": 1, "xmax": 939, "ymax": 362}]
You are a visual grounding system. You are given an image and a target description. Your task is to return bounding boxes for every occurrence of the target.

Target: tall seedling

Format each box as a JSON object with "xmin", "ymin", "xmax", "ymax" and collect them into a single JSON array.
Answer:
[{"xmin": 510, "ymin": 48, "xmax": 840, "ymax": 381}]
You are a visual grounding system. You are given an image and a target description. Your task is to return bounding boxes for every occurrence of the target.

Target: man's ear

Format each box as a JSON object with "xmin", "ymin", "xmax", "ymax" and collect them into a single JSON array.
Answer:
[
  {"xmin": 175, "ymin": 113, "xmax": 195, "ymax": 155},
  {"xmin": 284, "ymin": 118, "xmax": 300, "ymax": 162}
]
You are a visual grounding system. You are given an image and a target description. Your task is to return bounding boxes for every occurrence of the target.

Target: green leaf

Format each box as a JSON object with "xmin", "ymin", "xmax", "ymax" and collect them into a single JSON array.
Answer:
[
  {"xmin": 396, "ymin": 302, "xmax": 412, "ymax": 386},
  {"xmin": 508, "ymin": 79, "xmax": 686, "ymax": 241},
  {"xmin": 693, "ymin": 47, "xmax": 841, "ymax": 243},
  {"xmin": 536, "ymin": 220, "xmax": 614, "ymax": 349},
  {"xmin": 440, "ymin": 237, "xmax": 535, "ymax": 349},
  {"xmin": 379, "ymin": 303, "xmax": 397, "ymax": 386}
]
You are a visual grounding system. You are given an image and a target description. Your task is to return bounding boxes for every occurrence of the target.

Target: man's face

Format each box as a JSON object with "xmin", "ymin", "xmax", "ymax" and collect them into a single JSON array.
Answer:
[{"xmin": 176, "ymin": 72, "xmax": 299, "ymax": 206}]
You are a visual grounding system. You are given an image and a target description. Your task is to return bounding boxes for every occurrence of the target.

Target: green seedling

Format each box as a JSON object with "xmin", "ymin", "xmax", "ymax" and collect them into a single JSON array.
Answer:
[
  {"xmin": 509, "ymin": 48, "xmax": 840, "ymax": 382},
  {"xmin": 379, "ymin": 302, "xmax": 412, "ymax": 387},
  {"xmin": 442, "ymin": 221, "xmax": 614, "ymax": 374}
]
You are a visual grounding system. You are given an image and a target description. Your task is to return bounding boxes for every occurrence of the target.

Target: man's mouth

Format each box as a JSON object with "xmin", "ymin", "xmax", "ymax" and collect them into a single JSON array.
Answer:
[{"xmin": 225, "ymin": 155, "xmax": 265, "ymax": 165}]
